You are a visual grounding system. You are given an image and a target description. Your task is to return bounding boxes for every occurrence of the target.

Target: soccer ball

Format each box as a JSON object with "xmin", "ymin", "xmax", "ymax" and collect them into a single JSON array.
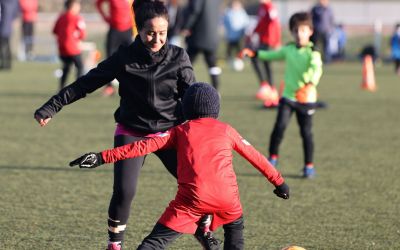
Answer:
[
  {"xmin": 281, "ymin": 246, "xmax": 306, "ymax": 250},
  {"xmin": 230, "ymin": 58, "xmax": 245, "ymax": 72},
  {"xmin": 53, "ymin": 69, "xmax": 63, "ymax": 78}
]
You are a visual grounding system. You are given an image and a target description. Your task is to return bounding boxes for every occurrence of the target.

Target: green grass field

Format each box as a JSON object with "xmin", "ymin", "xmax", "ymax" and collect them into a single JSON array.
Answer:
[{"xmin": 1, "ymin": 59, "xmax": 399, "ymax": 250}]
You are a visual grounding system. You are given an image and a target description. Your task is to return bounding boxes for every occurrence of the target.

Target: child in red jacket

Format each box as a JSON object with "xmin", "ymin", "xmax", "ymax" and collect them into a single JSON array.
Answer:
[
  {"xmin": 53, "ymin": 0, "xmax": 86, "ymax": 90},
  {"xmin": 96, "ymin": 0, "xmax": 134, "ymax": 96},
  {"xmin": 247, "ymin": 0, "xmax": 281, "ymax": 107},
  {"xmin": 19, "ymin": 0, "xmax": 38, "ymax": 60},
  {"xmin": 70, "ymin": 82, "xmax": 289, "ymax": 250}
]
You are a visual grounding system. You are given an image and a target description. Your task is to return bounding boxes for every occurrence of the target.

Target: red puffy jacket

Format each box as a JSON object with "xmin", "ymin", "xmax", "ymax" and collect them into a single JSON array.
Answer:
[
  {"xmin": 253, "ymin": 2, "xmax": 281, "ymax": 48},
  {"xmin": 96, "ymin": 0, "xmax": 133, "ymax": 31},
  {"xmin": 53, "ymin": 11, "xmax": 86, "ymax": 56},
  {"xmin": 19, "ymin": 0, "xmax": 38, "ymax": 22}
]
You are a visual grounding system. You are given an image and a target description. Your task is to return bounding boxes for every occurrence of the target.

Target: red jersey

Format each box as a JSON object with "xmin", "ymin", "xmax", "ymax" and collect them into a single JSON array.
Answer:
[
  {"xmin": 53, "ymin": 11, "xmax": 86, "ymax": 56},
  {"xmin": 96, "ymin": 0, "xmax": 133, "ymax": 31},
  {"xmin": 253, "ymin": 2, "xmax": 281, "ymax": 48},
  {"xmin": 102, "ymin": 118, "xmax": 284, "ymax": 233},
  {"xmin": 19, "ymin": 0, "xmax": 38, "ymax": 22}
]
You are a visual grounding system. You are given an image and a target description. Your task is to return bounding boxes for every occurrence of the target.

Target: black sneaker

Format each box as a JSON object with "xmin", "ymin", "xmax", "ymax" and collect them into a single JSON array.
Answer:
[{"xmin": 194, "ymin": 229, "xmax": 221, "ymax": 250}]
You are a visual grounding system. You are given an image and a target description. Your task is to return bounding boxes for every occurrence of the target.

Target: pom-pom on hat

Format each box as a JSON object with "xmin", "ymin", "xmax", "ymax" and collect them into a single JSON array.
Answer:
[{"xmin": 182, "ymin": 82, "xmax": 220, "ymax": 120}]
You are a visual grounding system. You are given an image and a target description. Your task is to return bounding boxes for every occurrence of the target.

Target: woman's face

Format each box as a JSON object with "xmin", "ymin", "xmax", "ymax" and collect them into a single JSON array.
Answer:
[{"xmin": 139, "ymin": 17, "xmax": 168, "ymax": 52}]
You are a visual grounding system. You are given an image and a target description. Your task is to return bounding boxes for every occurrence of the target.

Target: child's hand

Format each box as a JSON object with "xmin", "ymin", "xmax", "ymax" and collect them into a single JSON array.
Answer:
[
  {"xmin": 295, "ymin": 83, "xmax": 317, "ymax": 103},
  {"xmin": 238, "ymin": 48, "xmax": 256, "ymax": 59},
  {"xmin": 273, "ymin": 182, "xmax": 290, "ymax": 199},
  {"xmin": 69, "ymin": 152, "xmax": 104, "ymax": 168}
]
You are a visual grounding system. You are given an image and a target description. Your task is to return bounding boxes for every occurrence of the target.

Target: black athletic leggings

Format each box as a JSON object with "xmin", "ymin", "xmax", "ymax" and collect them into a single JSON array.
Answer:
[
  {"xmin": 226, "ymin": 40, "xmax": 241, "ymax": 59},
  {"xmin": 137, "ymin": 216, "xmax": 245, "ymax": 250},
  {"xmin": 59, "ymin": 55, "xmax": 83, "ymax": 89},
  {"xmin": 0, "ymin": 36, "xmax": 11, "ymax": 69},
  {"xmin": 269, "ymin": 98, "xmax": 314, "ymax": 165},
  {"xmin": 250, "ymin": 44, "xmax": 273, "ymax": 86},
  {"xmin": 187, "ymin": 46, "xmax": 220, "ymax": 90},
  {"xmin": 105, "ymin": 28, "xmax": 132, "ymax": 88},
  {"xmin": 394, "ymin": 59, "xmax": 400, "ymax": 74},
  {"xmin": 108, "ymin": 134, "xmax": 178, "ymax": 242},
  {"xmin": 311, "ymin": 31, "xmax": 331, "ymax": 63},
  {"xmin": 22, "ymin": 21, "xmax": 34, "ymax": 54}
]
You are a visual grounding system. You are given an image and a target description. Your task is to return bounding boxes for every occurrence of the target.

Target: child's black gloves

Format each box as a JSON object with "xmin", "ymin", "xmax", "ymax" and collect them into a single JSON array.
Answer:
[
  {"xmin": 69, "ymin": 152, "xmax": 104, "ymax": 168},
  {"xmin": 273, "ymin": 182, "xmax": 290, "ymax": 199}
]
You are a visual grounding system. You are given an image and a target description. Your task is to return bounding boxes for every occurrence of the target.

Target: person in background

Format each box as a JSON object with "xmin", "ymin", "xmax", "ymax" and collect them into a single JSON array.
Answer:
[
  {"xmin": 70, "ymin": 82, "xmax": 290, "ymax": 250},
  {"xmin": 53, "ymin": 0, "xmax": 86, "ymax": 90},
  {"xmin": 327, "ymin": 23, "xmax": 345, "ymax": 61},
  {"xmin": 246, "ymin": 0, "xmax": 281, "ymax": 107},
  {"xmin": 223, "ymin": 0, "xmax": 249, "ymax": 71},
  {"xmin": 165, "ymin": 0, "xmax": 184, "ymax": 47},
  {"xmin": 330, "ymin": 23, "xmax": 346, "ymax": 61},
  {"xmin": 35, "ymin": 1, "xmax": 218, "ymax": 249},
  {"xmin": 96, "ymin": 0, "xmax": 133, "ymax": 96},
  {"xmin": 18, "ymin": 0, "xmax": 38, "ymax": 61},
  {"xmin": 0, "ymin": 0, "xmax": 19, "ymax": 70},
  {"xmin": 181, "ymin": 0, "xmax": 223, "ymax": 91},
  {"xmin": 310, "ymin": 0, "xmax": 334, "ymax": 63},
  {"xmin": 240, "ymin": 12, "xmax": 323, "ymax": 178},
  {"xmin": 390, "ymin": 23, "xmax": 400, "ymax": 75}
]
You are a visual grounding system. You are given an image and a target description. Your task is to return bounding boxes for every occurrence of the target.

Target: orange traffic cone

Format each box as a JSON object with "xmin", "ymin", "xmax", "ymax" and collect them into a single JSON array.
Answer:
[{"xmin": 361, "ymin": 55, "xmax": 377, "ymax": 91}]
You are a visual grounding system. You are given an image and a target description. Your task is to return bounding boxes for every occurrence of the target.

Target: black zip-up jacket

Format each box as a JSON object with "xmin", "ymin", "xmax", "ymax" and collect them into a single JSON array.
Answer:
[{"xmin": 34, "ymin": 37, "xmax": 195, "ymax": 133}]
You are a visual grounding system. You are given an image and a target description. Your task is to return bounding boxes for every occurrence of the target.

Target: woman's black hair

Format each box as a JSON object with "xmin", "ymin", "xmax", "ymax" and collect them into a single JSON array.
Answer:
[{"xmin": 132, "ymin": 0, "xmax": 169, "ymax": 31}]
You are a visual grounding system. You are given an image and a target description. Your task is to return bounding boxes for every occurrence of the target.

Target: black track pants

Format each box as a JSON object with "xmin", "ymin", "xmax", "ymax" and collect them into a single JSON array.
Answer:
[
  {"xmin": 59, "ymin": 55, "xmax": 83, "ymax": 89},
  {"xmin": 137, "ymin": 216, "xmax": 245, "ymax": 250},
  {"xmin": 269, "ymin": 98, "xmax": 314, "ymax": 165}
]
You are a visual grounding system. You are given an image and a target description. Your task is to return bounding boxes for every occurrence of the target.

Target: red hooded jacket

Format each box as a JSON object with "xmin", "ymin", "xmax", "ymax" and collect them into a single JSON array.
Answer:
[
  {"xmin": 19, "ymin": 0, "xmax": 38, "ymax": 22},
  {"xmin": 253, "ymin": 1, "xmax": 281, "ymax": 48},
  {"xmin": 96, "ymin": 0, "xmax": 133, "ymax": 31},
  {"xmin": 102, "ymin": 118, "xmax": 284, "ymax": 233},
  {"xmin": 53, "ymin": 11, "xmax": 86, "ymax": 56}
]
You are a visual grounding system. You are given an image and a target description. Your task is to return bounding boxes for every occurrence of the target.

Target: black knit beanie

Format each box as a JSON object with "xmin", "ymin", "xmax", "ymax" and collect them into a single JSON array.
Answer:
[{"xmin": 182, "ymin": 82, "xmax": 220, "ymax": 120}]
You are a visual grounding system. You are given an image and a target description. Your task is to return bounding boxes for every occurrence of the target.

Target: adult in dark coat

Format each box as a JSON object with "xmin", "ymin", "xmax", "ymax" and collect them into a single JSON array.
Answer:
[
  {"xmin": 310, "ymin": 0, "xmax": 335, "ymax": 63},
  {"xmin": 166, "ymin": 0, "xmax": 184, "ymax": 43},
  {"xmin": 0, "ymin": 0, "xmax": 19, "ymax": 70},
  {"xmin": 181, "ymin": 0, "xmax": 223, "ymax": 90}
]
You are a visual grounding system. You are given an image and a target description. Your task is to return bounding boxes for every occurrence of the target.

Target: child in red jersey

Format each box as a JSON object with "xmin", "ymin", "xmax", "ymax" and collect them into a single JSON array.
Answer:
[
  {"xmin": 70, "ymin": 82, "xmax": 290, "ymax": 250},
  {"xmin": 246, "ymin": 0, "xmax": 281, "ymax": 107},
  {"xmin": 19, "ymin": 0, "xmax": 38, "ymax": 61},
  {"xmin": 96, "ymin": 0, "xmax": 134, "ymax": 96},
  {"xmin": 53, "ymin": 0, "xmax": 86, "ymax": 90}
]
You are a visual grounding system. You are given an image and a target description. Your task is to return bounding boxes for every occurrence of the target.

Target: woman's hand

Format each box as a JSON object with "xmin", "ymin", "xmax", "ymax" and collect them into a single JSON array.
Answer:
[{"xmin": 34, "ymin": 114, "xmax": 52, "ymax": 127}]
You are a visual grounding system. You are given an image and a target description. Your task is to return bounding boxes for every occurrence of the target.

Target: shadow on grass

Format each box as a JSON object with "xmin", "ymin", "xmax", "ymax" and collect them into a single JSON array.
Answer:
[
  {"xmin": 0, "ymin": 165, "xmax": 111, "ymax": 172},
  {"xmin": 235, "ymin": 171, "xmax": 307, "ymax": 179},
  {"xmin": 221, "ymin": 95, "xmax": 255, "ymax": 102},
  {"xmin": 0, "ymin": 92, "xmax": 54, "ymax": 98}
]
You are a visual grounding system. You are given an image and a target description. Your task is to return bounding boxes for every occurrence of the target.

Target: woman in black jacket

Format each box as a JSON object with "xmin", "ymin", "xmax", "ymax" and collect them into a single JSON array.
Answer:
[{"xmin": 33, "ymin": 1, "xmax": 215, "ymax": 249}]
